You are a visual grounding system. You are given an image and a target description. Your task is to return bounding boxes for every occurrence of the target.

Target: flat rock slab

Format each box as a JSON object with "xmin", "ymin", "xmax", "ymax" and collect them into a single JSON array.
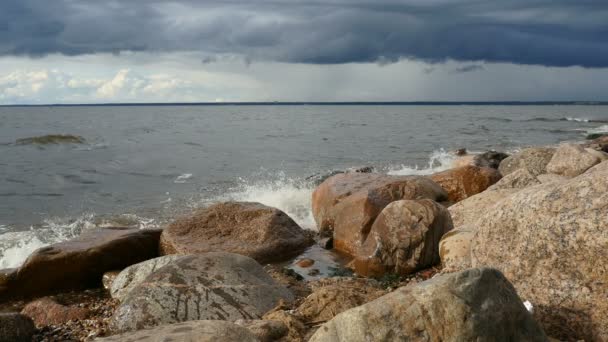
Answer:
[
  {"xmin": 111, "ymin": 252, "xmax": 294, "ymax": 333},
  {"xmin": 0, "ymin": 228, "xmax": 161, "ymax": 300},
  {"xmin": 160, "ymin": 202, "xmax": 313, "ymax": 263},
  {"xmin": 96, "ymin": 320, "xmax": 258, "ymax": 342},
  {"xmin": 309, "ymin": 268, "xmax": 547, "ymax": 342}
]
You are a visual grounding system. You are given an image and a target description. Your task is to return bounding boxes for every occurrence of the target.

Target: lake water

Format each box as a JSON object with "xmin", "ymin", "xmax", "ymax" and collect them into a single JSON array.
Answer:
[{"xmin": 1, "ymin": 104, "xmax": 607, "ymax": 268}]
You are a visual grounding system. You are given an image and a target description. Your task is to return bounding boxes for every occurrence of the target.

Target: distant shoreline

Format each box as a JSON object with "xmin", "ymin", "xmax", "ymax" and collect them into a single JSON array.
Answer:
[{"xmin": 2, "ymin": 101, "xmax": 608, "ymax": 107}]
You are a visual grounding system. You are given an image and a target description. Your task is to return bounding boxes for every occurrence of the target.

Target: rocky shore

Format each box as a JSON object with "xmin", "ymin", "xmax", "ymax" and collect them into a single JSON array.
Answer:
[{"xmin": 1, "ymin": 135, "xmax": 607, "ymax": 341}]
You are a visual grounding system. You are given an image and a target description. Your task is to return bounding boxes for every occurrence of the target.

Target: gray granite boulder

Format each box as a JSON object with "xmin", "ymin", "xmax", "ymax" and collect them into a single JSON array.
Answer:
[
  {"xmin": 309, "ymin": 268, "xmax": 547, "ymax": 342},
  {"xmin": 545, "ymin": 143, "xmax": 602, "ymax": 177},
  {"xmin": 111, "ymin": 252, "xmax": 294, "ymax": 333},
  {"xmin": 498, "ymin": 147, "xmax": 555, "ymax": 176}
]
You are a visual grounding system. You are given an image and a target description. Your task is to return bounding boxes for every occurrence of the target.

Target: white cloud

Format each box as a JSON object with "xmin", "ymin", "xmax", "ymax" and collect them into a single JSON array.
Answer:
[{"xmin": 96, "ymin": 69, "xmax": 131, "ymax": 99}]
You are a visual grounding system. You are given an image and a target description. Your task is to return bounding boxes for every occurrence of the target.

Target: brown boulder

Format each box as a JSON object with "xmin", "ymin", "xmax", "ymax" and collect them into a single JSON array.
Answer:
[
  {"xmin": 429, "ymin": 165, "xmax": 502, "ymax": 203},
  {"xmin": 21, "ymin": 297, "xmax": 90, "ymax": 326},
  {"xmin": 312, "ymin": 173, "xmax": 447, "ymax": 256},
  {"xmin": 546, "ymin": 143, "xmax": 602, "ymax": 177},
  {"xmin": 0, "ymin": 228, "xmax": 161, "ymax": 300},
  {"xmin": 354, "ymin": 199, "xmax": 453, "ymax": 277},
  {"xmin": 160, "ymin": 202, "xmax": 313, "ymax": 263}
]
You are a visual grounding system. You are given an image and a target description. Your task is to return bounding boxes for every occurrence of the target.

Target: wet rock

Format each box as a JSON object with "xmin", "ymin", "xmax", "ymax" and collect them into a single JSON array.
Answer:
[
  {"xmin": 439, "ymin": 227, "xmax": 475, "ymax": 272},
  {"xmin": 110, "ymin": 255, "xmax": 186, "ymax": 301},
  {"xmin": 102, "ymin": 271, "xmax": 120, "ymax": 291},
  {"xmin": 0, "ymin": 227, "xmax": 162, "ymax": 300},
  {"xmin": 499, "ymin": 147, "xmax": 556, "ymax": 176},
  {"xmin": 97, "ymin": 320, "xmax": 258, "ymax": 342},
  {"xmin": 306, "ymin": 166, "xmax": 374, "ymax": 186},
  {"xmin": 22, "ymin": 297, "xmax": 91, "ymax": 326},
  {"xmin": 354, "ymin": 199, "xmax": 453, "ymax": 277},
  {"xmin": 312, "ymin": 173, "xmax": 446, "ymax": 256},
  {"xmin": 295, "ymin": 258, "xmax": 315, "ymax": 268},
  {"xmin": 111, "ymin": 252, "xmax": 294, "ymax": 333},
  {"xmin": 307, "ymin": 269, "xmax": 320, "ymax": 276},
  {"xmin": 448, "ymin": 188, "xmax": 518, "ymax": 227},
  {"xmin": 297, "ymin": 278, "xmax": 385, "ymax": 323},
  {"xmin": 429, "ymin": 165, "xmax": 502, "ymax": 202},
  {"xmin": 455, "ymin": 148, "xmax": 467, "ymax": 156},
  {"xmin": 160, "ymin": 202, "xmax": 313, "ymax": 263},
  {"xmin": 234, "ymin": 319, "xmax": 288, "ymax": 342},
  {"xmin": 472, "ymin": 160, "xmax": 608, "ymax": 341},
  {"xmin": 0, "ymin": 313, "xmax": 35, "ymax": 342},
  {"xmin": 473, "ymin": 150, "xmax": 509, "ymax": 169},
  {"xmin": 546, "ymin": 143, "xmax": 603, "ymax": 177},
  {"xmin": 318, "ymin": 237, "xmax": 333, "ymax": 250},
  {"xmin": 584, "ymin": 134, "xmax": 608, "ymax": 152},
  {"xmin": 16, "ymin": 134, "xmax": 85, "ymax": 145},
  {"xmin": 309, "ymin": 268, "xmax": 547, "ymax": 342}
]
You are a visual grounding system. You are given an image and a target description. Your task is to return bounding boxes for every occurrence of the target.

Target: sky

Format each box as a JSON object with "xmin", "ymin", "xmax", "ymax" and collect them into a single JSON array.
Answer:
[{"xmin": 1, "ymin": 0, "xmax": 607, "ymax": 104}]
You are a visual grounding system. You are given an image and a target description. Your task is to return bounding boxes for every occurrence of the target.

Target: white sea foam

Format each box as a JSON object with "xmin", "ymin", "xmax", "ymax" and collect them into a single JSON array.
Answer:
[
  {"xmin": 387, "ymin": 149, "xmax": 456, "ymax": 176},
  {"xmin": 586, "ymin": 124, "xmax": 608, "ymax": 135},
  {"xmin": 564, "ymin": 117, "xmax": 590, "ymax": 122},
  {"xmin": 0, "ymin": 212, "xmax": 158, "ymax": 269},
  {"xmin": 174, "ymin": 173, "xmax": 193, "ymax": 183}
]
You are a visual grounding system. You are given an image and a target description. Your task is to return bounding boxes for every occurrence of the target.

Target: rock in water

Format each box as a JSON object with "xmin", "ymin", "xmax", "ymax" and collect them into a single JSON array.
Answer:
[
  {"xmin": 311, "ymin": 173, "xmax": 447, "ymax": 256},
  {"xmin": 0, "ymin": 228, "xmax": 162, "ymax": 300},
  {"xmin": 160, "ymin": 202, "xmax": 313, "ymax": 263},
  {"xmin": 96, "ymin": 320, "xmax": 258, "ymax": 342},
  {"xmin": 499, "ymin": 147, "xmax": 556, "ymax": 176},
  {"xmin": 545, "ymin": 143, "xmax": 602, "ymax": 177},
  {"xmin": 309, "ymin": 268, "xmax": 547, "ymax": 342},
  {"xmin": 472, "ymin": 160, "xmax": 608, "ymax": 341},
  {"xmin": 584, "ymin": 134, "xmax": 608, "ymax": 152},
  {"xmin": 429, "ymin": 165, "xmax": 502, "ymax": 202},
  {"xmin": 0, "ymin": 313, "xmax": 35, "ymax": 342},
  {"xmin": 111, "ymin": 252, "xmax": 294, "ymax": 333},
  {"xmin": 473, "ymin": 150, "xmax": 509, "ymax": 169},
  {"xmin": 354, "ymin": 199, "xmax": 453, "ymax": 277},
  {"xmin": 110, "ymin": 255, "xmax": 186, "ymax": 301}
]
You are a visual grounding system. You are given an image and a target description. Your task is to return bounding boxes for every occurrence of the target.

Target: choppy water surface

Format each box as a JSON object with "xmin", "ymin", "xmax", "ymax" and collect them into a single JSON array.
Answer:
[{"xmin": 1, "ymin": 104, "xmax": 607, "ymax": 267}]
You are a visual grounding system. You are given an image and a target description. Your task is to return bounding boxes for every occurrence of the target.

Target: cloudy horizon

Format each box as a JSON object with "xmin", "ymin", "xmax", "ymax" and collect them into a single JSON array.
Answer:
[{"xmin": 1, "ymin": 0, "xmax": 607, "ymax": 104}]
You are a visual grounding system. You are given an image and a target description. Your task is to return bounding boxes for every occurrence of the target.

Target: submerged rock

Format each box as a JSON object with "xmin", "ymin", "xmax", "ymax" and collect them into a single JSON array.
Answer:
[
  {"xmin": 429, "ymin": 165, "xmax": 502, "ymax": 202},
  {"xmin": 309, "ymin": 268, "xmax": 547, "ymax": 342},
  {"xmin": 0, "ymin": 313, "xmax": 36, "ymax": 342},
  {"xmin": 499, "ymin": 147, "xmax": 556, "ymax": 176},
  {"xmin": 312, "ymin": 173, "xmax": 446, "ymax": 256},
  {"xmin": 546, "ymin": 143, "xmax": 603, "ymax": 177},
  {"xmin": 97, "ymin": 320, "xmax": 258, "ymax": 342},
  {"xmin": 472, "ymin": 160, "xmax": 608, "ymax": 341},
  {"xmin": 0, "ymin": 227, "xmax": 161, "ymax": 300},
  {"xmin": 473, "ymin": 150, "xmax": 509, "ymax": 169},
  {"xmin": 15, "ymin": 134, "xmax": 85, "ymax": 145},
  {"xmin": 111, "ymin": 252, "xmax": 294, "ymax": 333},
  {"xmin": 160, "ymin": 202, "xmax": 313, "ymax": 263},
  {"xmin": 21, "ymin": 297, "xmax": 90, "ymax": 326},
  {"xmin": 354, "ymin": 199, "xmax": 453, "ymax": 277}
]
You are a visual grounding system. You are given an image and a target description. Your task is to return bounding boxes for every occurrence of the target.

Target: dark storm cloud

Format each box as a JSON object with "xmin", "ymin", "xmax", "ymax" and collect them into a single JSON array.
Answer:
[{"xmin": 1, "ymin": 0, "xmax": 608, "ymax": 67}]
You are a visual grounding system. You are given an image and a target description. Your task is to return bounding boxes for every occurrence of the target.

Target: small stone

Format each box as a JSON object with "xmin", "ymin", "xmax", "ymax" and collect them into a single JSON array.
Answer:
[
  {"xmin": 296, "ymin": 258, "xmax": 315, "ymax": 268},
  {"xmin": 307, "ymin": 269, "xmax": 320, "ymax": 276}
]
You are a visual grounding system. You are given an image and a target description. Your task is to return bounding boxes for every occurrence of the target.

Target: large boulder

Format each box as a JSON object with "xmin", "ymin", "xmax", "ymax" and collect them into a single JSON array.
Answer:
[
  {"xmin": 545, "ymin": 143, "xmax": 602, "ymax": 177},
  {"xmin": 309, "ymin": 268, "xmax": 547, "ymax": 342},
  {"xmin": 0, "ymin": 313, "xmax": 35, "ymax": 342},
  {"xmin": 448, "ymin": 188, "xmax": 518, "ymax": 227},
  {"xmin": 429, "ymin": 165, "xmax": 502, "ymax": 202},
  {"xmin": 354, "ymin": 199, "xmax": 453, "ymax": 277},
  {"xmin": 0, "ymin": 228, "xmax": 161, "ymax": 300},
  {"xmin": 21, "ymin": 297, "xmax": 90, "ymax": 326},
  {"xmin": 110, "ymin": 255, "xmax": 186, "ymax": 301},
  {"xmin": 312, "ymin": 173, "xmax": 447, "ymax": 255},
  {"xmin": 499, "ymin": 147, "xmax": 556, "ymax": 176},
  {"xmin": 97, "ymin": 320, "xmax": 258, "ymax": 342},
  {"xmin": 472, "ymin": 161, "xmax": 608, "ymax": 341},
  {"xmin": 111, "ymin": 252, "xmax": 294, "ymax": 333},
  {"xmin": 439, "ymin": 227, "xmax": 475, "ymax": 273},
  {"xmin": 488, "ymin": 168, "xmax": 541, "ymax": 191},
  {"xmin": 160, "ymin": 202, "xmax": 312, "ymax": 263}
]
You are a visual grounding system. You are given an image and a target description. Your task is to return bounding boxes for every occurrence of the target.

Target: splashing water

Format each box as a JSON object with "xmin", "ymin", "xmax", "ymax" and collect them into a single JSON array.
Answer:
[{"xmin": 387, "ymin": 149, "xmax": 456, "ymax": 176}]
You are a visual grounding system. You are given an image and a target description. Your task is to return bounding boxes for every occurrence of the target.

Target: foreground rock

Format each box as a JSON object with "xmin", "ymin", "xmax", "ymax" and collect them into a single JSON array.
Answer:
[
  {"xmin": 448, "ymin": 188, "xmax": 518, "ymax": 227},
  {"xmin": 439, "ymin": 227, "xmax": 475, "ymax": 272},
  {"xmin": 97, "ymin": 320, "xmax": 258, "ymax": 342},
  {"xmin": 22, "ymin": 297, "xmax": 90, "ymax": 326},
  {"xmin": 160, "ymin": 202, "xmax": 312, "ymax": 263},
  {"xmin": 0, "ymin": 227, "xmax": 161, "ymax": 300},
  {"xmin": 545, "ymin": 143, "xmax": 602, "ymax": 177},
  {"xmin": 111, "ymin": 252, "xmax": 294, "ymax": 333},
  {"xmin": 429, "ymin": 165, "xmax": 501, "ymax": 202},
  {"xmin": 354, "ymin": 199, "xmax": 453, "ymax": 277},
  {"xmin": 472, "ymin": 161, "xmax": 608, "ymax": 341},
  {"xmin": 110, "ymin": 255, "xmax": 185, "ymax": 301},
  {"xmin": 309, "ymin": 268, "xmax": 547, "ymax": 342},
  {"xmin": 498, "ymin": 147, "xmax": 555, "ymax": 176},
  {"xmin": 312, "ymin": 173, "xmax": 447, "ymax": 255},
  {"xmin": 0, "ymin": 313, "xmax": 35, "ymax": 342}
]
